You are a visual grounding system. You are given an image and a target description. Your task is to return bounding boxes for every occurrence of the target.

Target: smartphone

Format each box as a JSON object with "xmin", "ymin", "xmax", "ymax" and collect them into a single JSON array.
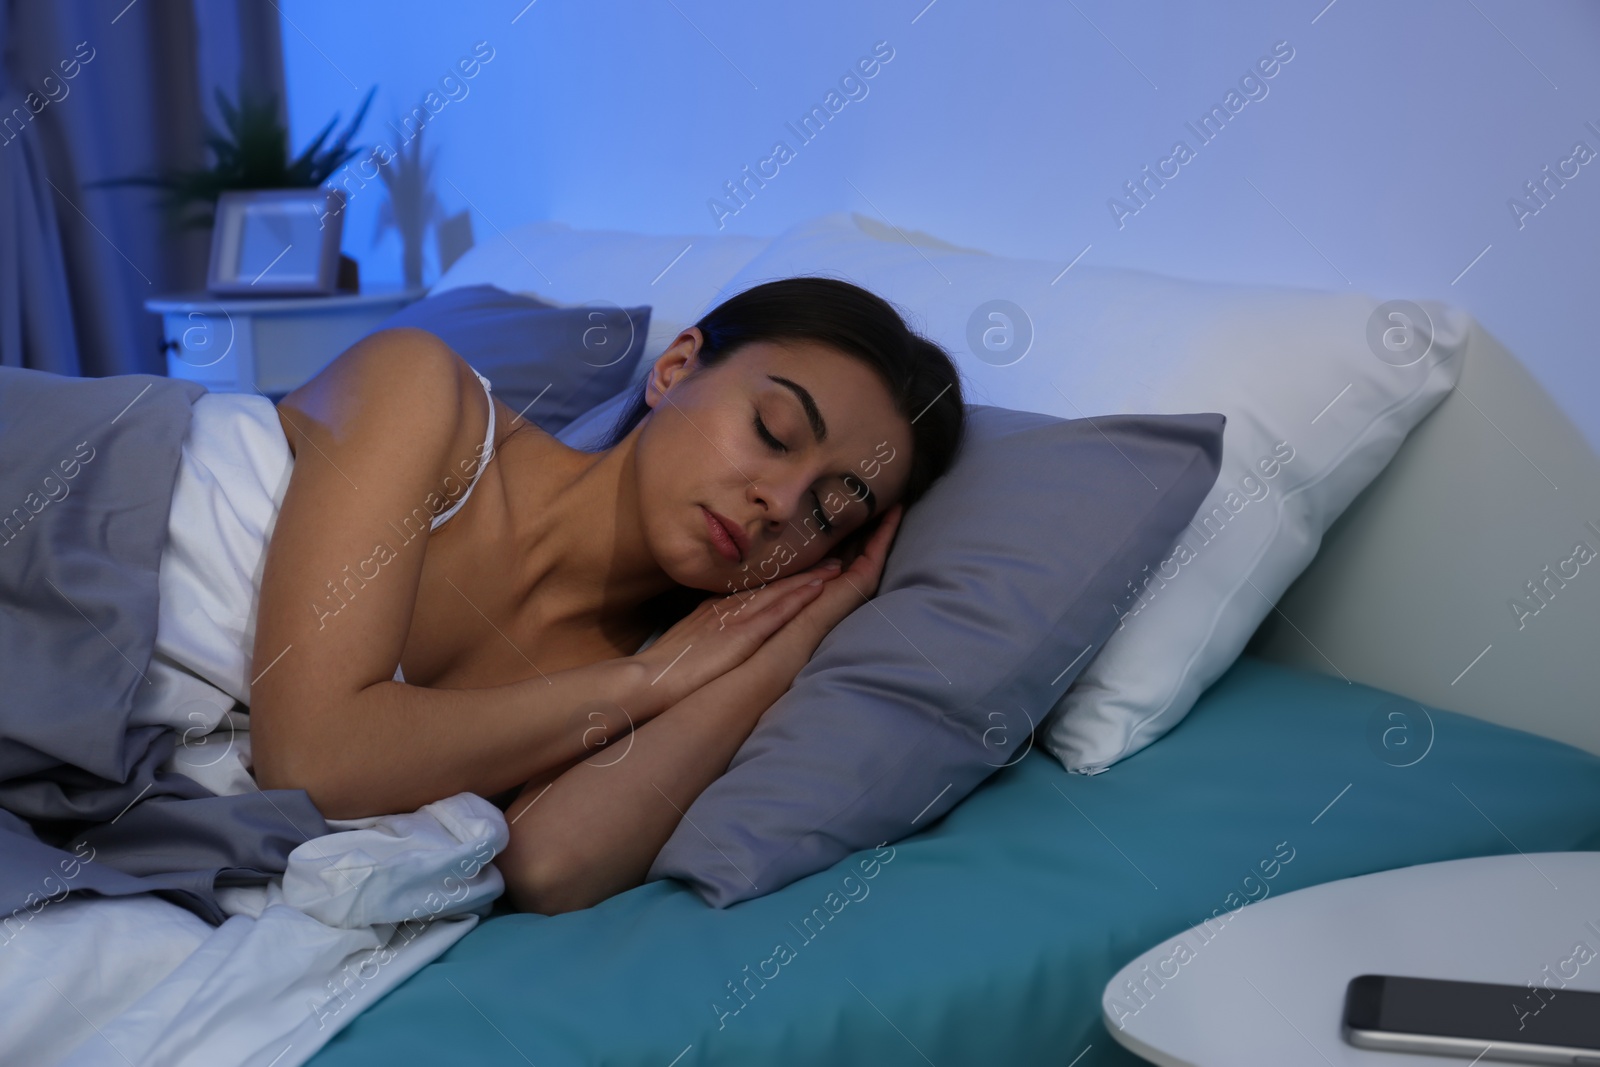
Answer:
[{"xmin": 1343, "ymin": 974, "xmax": 1600, "ymax": 1064}]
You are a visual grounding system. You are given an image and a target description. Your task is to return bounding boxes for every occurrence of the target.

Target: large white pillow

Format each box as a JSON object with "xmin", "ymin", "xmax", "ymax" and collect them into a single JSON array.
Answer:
[
  {"xmin": 715, "ymin": 212, "xmax": 1470, "ymax": 773},
  {"xmin": 429, "ymin": 220, "xmax": 772, "ymax": 377}
]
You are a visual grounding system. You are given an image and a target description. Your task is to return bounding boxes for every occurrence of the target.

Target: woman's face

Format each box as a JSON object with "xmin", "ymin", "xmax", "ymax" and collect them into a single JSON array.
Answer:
[{"xmin": 632, "ymin": 331, "xmax": 916, "ymax": 594}]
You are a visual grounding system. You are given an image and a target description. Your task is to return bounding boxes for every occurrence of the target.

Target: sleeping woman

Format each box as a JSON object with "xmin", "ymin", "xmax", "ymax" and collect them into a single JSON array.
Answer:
[{"xmin": 247, "ymin": 277, "xmax": 966, "ymax": 914}]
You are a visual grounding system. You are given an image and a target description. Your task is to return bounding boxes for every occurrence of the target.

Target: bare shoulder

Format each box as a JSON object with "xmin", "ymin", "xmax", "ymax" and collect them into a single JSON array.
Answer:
[
  {"xmin": 276, "ymin": 327, "xmax": 478, "ymax": 463},
  {"xmin": 251, "ymin": 327, "xmax": 489, "ymax": 783}
]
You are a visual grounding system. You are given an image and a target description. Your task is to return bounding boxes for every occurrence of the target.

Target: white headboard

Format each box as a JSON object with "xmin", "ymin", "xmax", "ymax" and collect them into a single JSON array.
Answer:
[{"xmin": 1249, "ymin": 321, "xmax": 1600, "ymax": 757}]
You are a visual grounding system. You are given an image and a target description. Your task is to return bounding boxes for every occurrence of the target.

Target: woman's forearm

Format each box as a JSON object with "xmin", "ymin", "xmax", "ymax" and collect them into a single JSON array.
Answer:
[
  {"xmin": 252, "ymin": 656, "xmax": 659, "ymax": 820},
  {"xmin": 492, "ymin": 514, "xmax": 897, "ymax": 913},
  {"xmin": 499, "ymin": 640, "xmax": 809, "ymax": 915}
]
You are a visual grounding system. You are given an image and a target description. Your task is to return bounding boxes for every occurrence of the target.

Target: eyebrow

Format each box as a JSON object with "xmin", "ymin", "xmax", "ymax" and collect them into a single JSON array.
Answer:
[
  {"xmin": 768, "ymin": 375, "xmax": 826, "ymax": 442},
  {"xmin": 767, "ymin": 374, "xmax": 877, "ymax": 518}
]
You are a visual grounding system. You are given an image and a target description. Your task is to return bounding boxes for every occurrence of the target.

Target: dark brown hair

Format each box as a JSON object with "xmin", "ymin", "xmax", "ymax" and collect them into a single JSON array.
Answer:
[{"xmin": 598, "ymin": 276, "xmax": 966, "ymax": 513}]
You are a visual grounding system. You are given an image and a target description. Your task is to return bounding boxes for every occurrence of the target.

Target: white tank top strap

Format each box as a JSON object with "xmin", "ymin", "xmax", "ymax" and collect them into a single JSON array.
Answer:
[
  {"xmin": 430, "ymin": 368, "xmax": 496, "ymax": 532},
  {"xmin": 395, "ymin": 369, "xmax": 492, "ymax": 687}
]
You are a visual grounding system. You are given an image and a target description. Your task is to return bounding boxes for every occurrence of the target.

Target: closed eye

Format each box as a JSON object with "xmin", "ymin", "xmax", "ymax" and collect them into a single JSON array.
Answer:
[
  {"xmin": 754, "ymin": 412, "xmax": 787, "ymax": 453},
  {"xmin": 811, "ymin": 494, "xmax": 835, "ymax": 533},
  {"xmin": 754, "ymin": 410, "xmax": 834, "ymax": 534}
]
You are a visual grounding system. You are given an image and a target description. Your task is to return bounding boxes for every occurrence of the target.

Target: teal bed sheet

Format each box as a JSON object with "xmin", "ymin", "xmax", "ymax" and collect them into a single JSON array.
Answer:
[{"xmin": 310, "ymin": 655, "xmax": 1600, "ymax": 1066}]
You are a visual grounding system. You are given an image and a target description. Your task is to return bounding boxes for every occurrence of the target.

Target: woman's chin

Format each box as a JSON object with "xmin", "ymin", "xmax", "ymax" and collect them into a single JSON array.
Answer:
[
  {"xmin": 664, "ymin": 553, "xmax": 730, "ymax": 594},
  {"xmin": 677, "ymin": 574, "xmax": 721, "ymax": 595}
]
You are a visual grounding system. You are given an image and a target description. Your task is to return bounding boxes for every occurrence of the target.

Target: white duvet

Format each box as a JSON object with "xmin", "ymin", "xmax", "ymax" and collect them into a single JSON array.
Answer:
[
  {"xmin": 0, "ymin": 652, "xmax": 510, "ymax": 1067},
  {"xmin": 0, "ymin": 392, "xmax": 513, "ymax": 1066}
]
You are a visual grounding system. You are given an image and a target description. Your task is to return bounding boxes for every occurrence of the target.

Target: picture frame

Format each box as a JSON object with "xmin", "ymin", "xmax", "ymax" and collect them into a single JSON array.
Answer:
[{"xmin": 207, "ymin": 188, "xmax": 347, "ymax": 296}]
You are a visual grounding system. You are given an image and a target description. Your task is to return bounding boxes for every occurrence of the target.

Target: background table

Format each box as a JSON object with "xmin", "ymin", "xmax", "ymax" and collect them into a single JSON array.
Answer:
[
  {"xmin": 146, "ymin": 288, "xmax": 424, "ymax": 398},
  {"xmin": 1104, "ymin": 852, "xmax": 1600, "ymax": 1066}
]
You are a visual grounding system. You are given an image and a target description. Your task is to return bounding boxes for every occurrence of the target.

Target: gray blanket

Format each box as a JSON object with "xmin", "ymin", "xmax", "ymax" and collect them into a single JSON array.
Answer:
[{"xmin": 0, "ymin": 366, "xmax": 328, "ymax": 926}]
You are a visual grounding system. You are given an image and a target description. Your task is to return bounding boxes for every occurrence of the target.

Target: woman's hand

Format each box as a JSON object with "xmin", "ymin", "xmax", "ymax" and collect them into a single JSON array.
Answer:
[
  {"xmin": 625, "ymin": 558, "xmax": 848, "ymax": 717},
  {"xmin": 748, "ymin": 502, "xmax": 905, "ymax": 676},
  {"xmin": 502, "ymin": 505, "xmax": 906, "ymax": 913}
]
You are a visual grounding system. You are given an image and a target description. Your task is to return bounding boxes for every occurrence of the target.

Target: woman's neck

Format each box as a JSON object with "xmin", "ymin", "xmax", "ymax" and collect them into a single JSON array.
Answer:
[{"xmin": 501, "ymin": 424, "xmax": 681, "ymax": 634}]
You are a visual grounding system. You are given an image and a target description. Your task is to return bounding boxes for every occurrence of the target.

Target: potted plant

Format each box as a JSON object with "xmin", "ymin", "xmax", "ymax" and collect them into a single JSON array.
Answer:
[
  {"xmin": 97, "ymin": 85, "xmax": 375, "ymax": 232},
  {"xmin": 373, "ymin": 121, "xmax": 442, "ymax": 290}
]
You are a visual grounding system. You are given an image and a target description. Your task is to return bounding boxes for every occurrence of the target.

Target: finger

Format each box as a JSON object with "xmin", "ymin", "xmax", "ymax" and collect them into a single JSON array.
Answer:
[
  {"xmin": 800, "ymin": 556, "xmax": 845, "ymax": 578},
  {"xmin": 716, "ymin": 570, "xmax": 808, "ymax": 607},
  {"xmin": 746, "ymin": 578, "xmax": 828, "ymax": 639},
  {"xmin": 845, "ymin": 510, "xmax": 900, "ymax": 578},
  {"xmin": 864, "ymin": 503, "xmax": 902, "ymax": 546},
  {"xmin": 755, "ymin": 568, "xmax": 840, "ymax": 616},
  {"xmin": 830, "ymin": 566, "xmax": 879, "ymax": 604},
  {"xmin": 749, "ymin": 565, "xmax": 844, "ymax": 626},
  {"xmin": 738, "ymin": 558, "xmax": 843, "ymax": 598},
  {"xmin": 712, "ymin": 567, "xmax": 834, "ymax": 630},
  {"xmin": 777, "ymin": 556, "xmax": 844, "ymax": 584},
  {"xmin": 872, "ymin": 503, "xmax": 904, "ymax": 547}
]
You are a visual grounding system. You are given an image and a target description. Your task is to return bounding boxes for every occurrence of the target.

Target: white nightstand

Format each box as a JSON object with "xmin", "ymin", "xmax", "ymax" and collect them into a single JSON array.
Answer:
[
  {"xmin": 146, "ymin": 288, "xmax": 424, "ymax": 399},
  {"xmin": 1104, "ymin": 852, "xmax": 1600, "ymax": 1065}
]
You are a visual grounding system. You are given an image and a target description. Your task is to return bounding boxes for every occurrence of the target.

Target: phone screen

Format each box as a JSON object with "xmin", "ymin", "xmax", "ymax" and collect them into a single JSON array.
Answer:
[{"xmin": 1346, "ymin": 974, "xmax": 1600, "ymax": 1049}]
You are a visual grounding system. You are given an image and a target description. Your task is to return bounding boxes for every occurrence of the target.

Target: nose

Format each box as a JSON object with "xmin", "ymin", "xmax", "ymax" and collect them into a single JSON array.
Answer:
[{"xmin": 750, "ymin": 471, "xmax": 814, "ymax": 532}]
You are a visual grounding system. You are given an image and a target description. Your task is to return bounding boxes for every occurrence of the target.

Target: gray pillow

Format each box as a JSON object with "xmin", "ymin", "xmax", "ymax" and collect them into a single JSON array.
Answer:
[
  {"xmin": 374, "ymin": 284, "xmax": 651, "ymax": 434},
  {"xmin": 647, "ymin": 405, "xmax": 1225, "ymax": 907}
]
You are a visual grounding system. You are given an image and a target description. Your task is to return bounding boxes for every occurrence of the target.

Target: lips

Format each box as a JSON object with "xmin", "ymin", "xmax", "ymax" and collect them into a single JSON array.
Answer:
[{"xmin": 702, "ymin": 507, "xmax": 748, "ymax": 563}]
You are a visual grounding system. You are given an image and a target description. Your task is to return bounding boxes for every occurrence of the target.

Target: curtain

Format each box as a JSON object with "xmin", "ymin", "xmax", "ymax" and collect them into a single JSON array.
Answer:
[
  {"xmin": 0, "ymin": 0, "xmax": 284, "ymax": 378},
  {"xmin": 0, "ymin": 0, "xmax": 81, "ymax": 374}
]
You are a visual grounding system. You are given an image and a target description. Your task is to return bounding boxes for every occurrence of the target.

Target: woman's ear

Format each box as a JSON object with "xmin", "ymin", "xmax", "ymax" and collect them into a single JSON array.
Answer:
[{"xmin": 644, "ymin": 328, "xmax": 703, "ymax": 410}]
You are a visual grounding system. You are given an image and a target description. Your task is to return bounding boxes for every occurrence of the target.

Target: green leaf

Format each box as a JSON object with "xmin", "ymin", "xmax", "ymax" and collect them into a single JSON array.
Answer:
[
  {"xmin": 214, "ymin": 87, "xmax": 240, "ymax": 139},
  {"xmin": 287, "ymin": 114, "xmax": 339, "ymax": 177},
  {"xmin": 309, "ymin": 85, "xmax": 376, "ymax": 183},
  {"xmin": 94, "ymin": 83, "xmax": 379, "ymax": 233}
]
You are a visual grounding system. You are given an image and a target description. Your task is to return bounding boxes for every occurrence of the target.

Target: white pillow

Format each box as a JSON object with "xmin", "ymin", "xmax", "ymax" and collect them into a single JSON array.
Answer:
[
  {"xmin": 716, "ymin": 212, "xmax": 1470, "ymax": 773},
  {"xmin": 429, "ymin": 220, "xmax": 772, "ymax": 378}
]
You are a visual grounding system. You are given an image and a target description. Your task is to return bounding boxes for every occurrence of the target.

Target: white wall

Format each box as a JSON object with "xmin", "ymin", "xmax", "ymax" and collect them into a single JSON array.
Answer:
[{"xmin": 281, "ymin": 0, "xmax": 1600, "ymax": 452}]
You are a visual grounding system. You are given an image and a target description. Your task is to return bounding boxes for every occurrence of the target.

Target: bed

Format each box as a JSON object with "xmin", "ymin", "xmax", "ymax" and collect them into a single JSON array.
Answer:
[
  {"xmin": 302, "ymin": 653, "xmax": 1599, "ymax": 1067},
  {"xmin": 302, "ymin": 218, "xmax": 1600, "ymax": 1066},
  {"xmin": 6, "ymin": 214, "xmax": 1596, "ymax": 1067}
]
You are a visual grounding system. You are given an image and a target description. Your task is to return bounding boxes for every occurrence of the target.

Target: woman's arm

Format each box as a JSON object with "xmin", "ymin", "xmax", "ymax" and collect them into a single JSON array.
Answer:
[
  {"xmin": 251, "ymin": 329, "xmax": 840, "ymax": 820},
  {"xmin": 250, "ymin": 328, "xmax": 658, "ymax": 817},
  {"xmin": 500, "ymin": 503, "xmax": 904, "ymax": 915},
  {"xmin": 497, "ymin": 629, "xmax": 813, "ymax": 914}
]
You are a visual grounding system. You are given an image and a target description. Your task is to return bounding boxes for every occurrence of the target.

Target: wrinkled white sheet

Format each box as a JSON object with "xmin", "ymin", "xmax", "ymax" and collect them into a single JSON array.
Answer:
[{"xmin": 0, "ymin": 654, "xmax": 511, "ymax": 1067}]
